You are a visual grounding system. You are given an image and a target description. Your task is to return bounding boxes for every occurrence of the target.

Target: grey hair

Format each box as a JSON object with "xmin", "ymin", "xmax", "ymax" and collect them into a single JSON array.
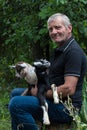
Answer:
[{"xmin": 47, "ymin": 13, "xmax": 71, "ymax": 27}]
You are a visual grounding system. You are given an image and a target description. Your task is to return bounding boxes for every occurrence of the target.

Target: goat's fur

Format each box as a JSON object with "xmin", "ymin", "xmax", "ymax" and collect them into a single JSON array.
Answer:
[{"xmin": 10, "ymin": 59, "xmax": 59, "ymax": 125}]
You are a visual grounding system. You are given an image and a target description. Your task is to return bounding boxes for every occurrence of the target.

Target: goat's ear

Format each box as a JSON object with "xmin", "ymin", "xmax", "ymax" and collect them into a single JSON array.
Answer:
[
  {"xmin": 17, "ymin": 63, "xmax": 27, "ymax": 68},
  {"xmin": 33, "ymin": 61, "xmax": 42, "ymax": 67},
  {"xmin": 9, "ymin": 65, "xmax": 16, "ymax": 69}
]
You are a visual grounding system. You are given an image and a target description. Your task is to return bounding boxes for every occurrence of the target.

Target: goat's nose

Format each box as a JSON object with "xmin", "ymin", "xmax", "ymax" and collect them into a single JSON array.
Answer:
[{"xmin": 15, "ymin": 73, "xmax": 21, "ymax": 78}]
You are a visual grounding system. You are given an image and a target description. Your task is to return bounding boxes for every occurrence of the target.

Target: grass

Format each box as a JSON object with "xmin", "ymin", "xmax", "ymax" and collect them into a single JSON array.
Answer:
[{"xmin": 0, "ymin": 80, "xmax": 87, "ymax": 130}]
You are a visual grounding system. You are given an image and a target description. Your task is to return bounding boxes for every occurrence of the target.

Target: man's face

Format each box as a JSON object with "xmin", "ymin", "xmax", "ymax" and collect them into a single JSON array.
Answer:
[{"xmin": 48, "ymin": 18, "xmax": 72, "ymax": 46}]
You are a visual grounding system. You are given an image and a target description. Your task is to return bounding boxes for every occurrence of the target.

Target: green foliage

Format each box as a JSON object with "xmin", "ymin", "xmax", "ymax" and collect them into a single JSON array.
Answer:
[
  {"xmin": 62, "ymin": 95, "xmax": 87, "ymax": 130},
  {"xmin": 59, "ymin": 82, "xmax": 87, "ymax": 130},
  {"xmin": 0, "ymin": 0, "xmax": 87, "ymax": 63},
  {"xmin": 0, "ymin": 92, "xmax": 11, "ymax": 130},
  {"xmin": 80, "ymin": 79, "xmax": 87, "ymax": 124}
]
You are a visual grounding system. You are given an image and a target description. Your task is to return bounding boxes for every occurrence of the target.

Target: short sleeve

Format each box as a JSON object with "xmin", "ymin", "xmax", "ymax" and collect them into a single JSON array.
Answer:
[{"xmin": 64, "ymin": 49, "xmax": 82, "ymax": 77}]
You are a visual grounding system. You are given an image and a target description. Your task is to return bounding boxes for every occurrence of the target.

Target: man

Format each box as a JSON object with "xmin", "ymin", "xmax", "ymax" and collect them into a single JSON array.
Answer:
[{"xmin": 9, "ymin": 13, "xmax": 87, "ymax": 130}]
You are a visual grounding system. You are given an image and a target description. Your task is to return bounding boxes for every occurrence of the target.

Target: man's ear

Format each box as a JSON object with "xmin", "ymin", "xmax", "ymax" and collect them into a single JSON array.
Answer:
[{"xmin": 68, "ymin": 25, "xmax": 72, "ymax": 33}]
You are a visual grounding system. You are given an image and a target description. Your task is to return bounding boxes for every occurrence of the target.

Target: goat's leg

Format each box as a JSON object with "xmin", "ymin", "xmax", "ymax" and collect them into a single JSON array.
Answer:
[
  {"xmin": 21, "ymin": 88, "xmax": 31, "ymax": 96},
  {"xmin": 51, "ymin": 84, "xmax": 59, "ymax": 103},
  {"xmin": 21, "ymin": 85, "xmax": 34, "ymax": 96},
  {"xmin": 37, "ymin": 87, "xmax": 50, "ymax": 125},
  {"xmin": 41, "ymin": 101, "xmax": 50, "ymax": 125},
  {"xmin": 21, "ymin": 88, "xmax": 29, "ymax": 96}
]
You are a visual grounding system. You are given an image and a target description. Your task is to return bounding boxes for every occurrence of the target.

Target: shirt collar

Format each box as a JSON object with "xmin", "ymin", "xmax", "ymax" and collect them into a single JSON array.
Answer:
[{"xmin": 55, "ymin": 36, "xmax": 75, "ymax": 53}]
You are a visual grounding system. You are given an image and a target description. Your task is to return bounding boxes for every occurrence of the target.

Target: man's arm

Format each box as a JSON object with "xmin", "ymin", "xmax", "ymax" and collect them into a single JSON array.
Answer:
[{"xmin": 46, "ymin": 76, "xmax": 79, "ymax": 99}]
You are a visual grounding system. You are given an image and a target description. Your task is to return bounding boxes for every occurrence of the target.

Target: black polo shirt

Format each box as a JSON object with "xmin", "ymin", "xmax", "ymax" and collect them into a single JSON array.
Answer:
[{"xmin": 49, "ymin": 36, "xmax": 87, "ymax": 109}]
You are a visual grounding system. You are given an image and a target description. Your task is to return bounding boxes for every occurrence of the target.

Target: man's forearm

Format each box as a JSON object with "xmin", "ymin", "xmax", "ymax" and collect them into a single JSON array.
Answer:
[{"xmin": 46, "ymin": 85, "xmax": 71, "ymax": 99}]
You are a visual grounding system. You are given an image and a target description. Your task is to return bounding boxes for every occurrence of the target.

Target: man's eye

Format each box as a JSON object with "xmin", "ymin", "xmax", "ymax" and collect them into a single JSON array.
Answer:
[
  {"xmin": 49, "ymin": 28, "xmax": 52, "ymax": 32},
  {"xmin": 55, "ymin": 26, "xmax": 61, "ymax": 29}
]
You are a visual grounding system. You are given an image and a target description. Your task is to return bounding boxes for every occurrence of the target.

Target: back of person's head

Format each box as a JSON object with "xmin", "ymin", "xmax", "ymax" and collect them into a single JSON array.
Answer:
[{"xmin": 47, "ymin": 13, "xmax": 71, "ymax": 27}]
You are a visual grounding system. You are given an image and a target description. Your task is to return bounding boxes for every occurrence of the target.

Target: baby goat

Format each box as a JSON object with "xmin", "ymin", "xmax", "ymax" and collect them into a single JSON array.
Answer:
[{"xmin": 10, "ymin": 59, "xmax": 59, "ymax": 125}]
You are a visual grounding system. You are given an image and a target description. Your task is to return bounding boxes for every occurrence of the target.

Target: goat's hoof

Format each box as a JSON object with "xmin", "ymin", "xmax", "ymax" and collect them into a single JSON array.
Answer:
[
  {"xmin": 43, "ymin": 120, "xmax": 50, "ymax": 125},
  {"xmin": 54, "ymin": 99, "xmax": 59, "ymax": 104},
  {"xmin": 43, "ymin": 118, "xmax": 50, "ymax": 125}
]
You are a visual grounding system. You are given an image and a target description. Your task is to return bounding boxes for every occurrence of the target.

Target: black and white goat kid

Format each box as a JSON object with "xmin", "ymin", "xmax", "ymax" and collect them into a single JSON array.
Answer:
[{"xmin": 10, "ymin": 59, "xmax": 59, "ymax": 125}]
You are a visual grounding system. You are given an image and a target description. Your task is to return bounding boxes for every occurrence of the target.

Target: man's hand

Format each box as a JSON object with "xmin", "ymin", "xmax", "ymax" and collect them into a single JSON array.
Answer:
[
  {"xmin": 30, "ymin": 85, "xmax": 38, "ymax": 96},
  {"xmin": 46, "ymin": 89, "xmax": 53, "ymax": 99}
]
